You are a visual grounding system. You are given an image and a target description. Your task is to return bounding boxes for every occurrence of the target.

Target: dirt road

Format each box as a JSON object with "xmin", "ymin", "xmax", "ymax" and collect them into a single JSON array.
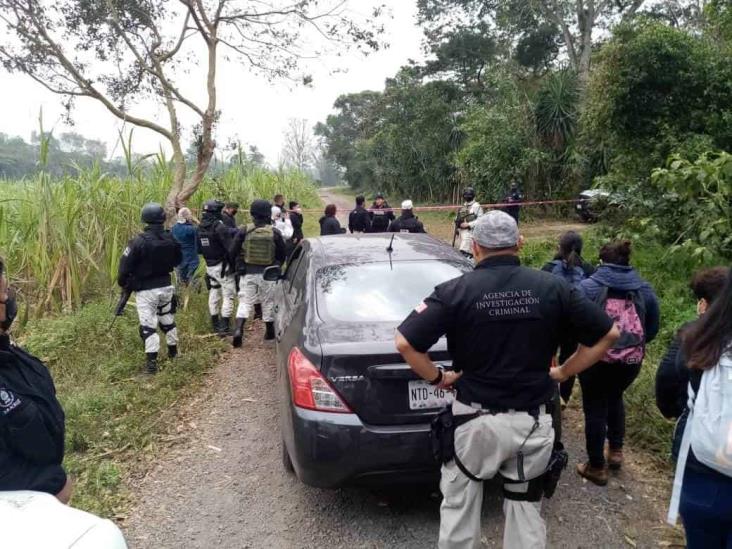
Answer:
[{"xmin": 123, "ymin": 322, "xmax": 675, "ymax": 548}]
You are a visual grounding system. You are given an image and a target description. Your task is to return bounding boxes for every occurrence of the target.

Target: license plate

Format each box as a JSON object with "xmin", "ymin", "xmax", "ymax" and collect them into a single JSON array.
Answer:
[{"xmin": 408, "ymin": 380, "xmax": 455, "ymax": 410}]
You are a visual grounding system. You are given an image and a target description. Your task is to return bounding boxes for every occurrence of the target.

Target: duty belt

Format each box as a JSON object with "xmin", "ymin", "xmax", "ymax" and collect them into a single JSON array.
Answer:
[{"xmin": 456, "ymin": 401, "xmax": 553, "ymax": 419}]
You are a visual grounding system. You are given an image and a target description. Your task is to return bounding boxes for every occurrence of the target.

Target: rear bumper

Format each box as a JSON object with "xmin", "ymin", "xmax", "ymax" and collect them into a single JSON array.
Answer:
[{"xmin": 285, "ymin": 407, "xmax": 439, "ymax": 488}]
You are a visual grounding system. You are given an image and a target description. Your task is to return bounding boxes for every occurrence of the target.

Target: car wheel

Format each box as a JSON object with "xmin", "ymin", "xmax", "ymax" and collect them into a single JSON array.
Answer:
[{"xmin": 282, "ymin": 440, "xmax": 294, "ymax": 474}]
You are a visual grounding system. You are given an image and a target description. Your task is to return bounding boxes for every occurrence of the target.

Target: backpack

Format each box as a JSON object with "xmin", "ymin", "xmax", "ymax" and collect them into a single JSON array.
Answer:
[
  {"xmin": 689, "ymin": 351, "xmax": 732, "ymax": 475},
  {"xmin": 242, "ymin": 224, "xmax": 275, "ymax": 266},
  {"xmin": 550, "ymin": 260, "xmax": 585, "ymax": 288},
  {"xmin": 667, "ymin": 351, "xmax": 732, "ymax": 524},
  {"xmin": 595, "ymin": 286, "xmax": 646, "ymax": 365}
]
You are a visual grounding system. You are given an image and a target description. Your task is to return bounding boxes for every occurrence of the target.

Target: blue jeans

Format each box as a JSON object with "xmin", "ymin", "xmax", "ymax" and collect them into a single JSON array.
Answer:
[
  {"xmin": 176, "ymin": 258, "xmax": 199, "ymax": 285},
  {"xmin": 680, "ymin": 463, "xmax": 732, "ymax": 548}
]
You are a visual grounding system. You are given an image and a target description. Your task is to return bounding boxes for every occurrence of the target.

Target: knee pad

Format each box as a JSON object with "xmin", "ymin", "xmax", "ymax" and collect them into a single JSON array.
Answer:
[
  {"xmin": 502, "ymin": 476, "xmax": 544, "ymax": 503},
  {"xmin": 139, "ymin": 325, "xmax": 157, "ymax": 341},
  {"xmin": 159, "ymin": 321, "xmax": 176, "ymax": 334}
]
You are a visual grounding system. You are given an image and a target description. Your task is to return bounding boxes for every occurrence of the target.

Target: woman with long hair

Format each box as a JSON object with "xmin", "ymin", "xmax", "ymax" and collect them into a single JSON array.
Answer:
[
  {"xmin": 672, "ymin": 268, "xmax": 732, "ymax": 548},
  {"xmin": 319, "ymin": 204, "xmax": 343, "ymax": 236},
  {"xmin": 575, "ymin": 240, "xmax": 660, "ymax": 485}
]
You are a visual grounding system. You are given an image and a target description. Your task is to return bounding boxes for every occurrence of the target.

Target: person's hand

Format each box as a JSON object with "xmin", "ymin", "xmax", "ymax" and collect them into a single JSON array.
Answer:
[
  {"xmin": 460, "ymin": 222, "xmax": 469, "ymax": 229},
  {"xmin": 438, "ymin": 370, "xmax": 463, "ymax": 389},
  {"xmin": 550, "ymin": 366, "xmax": 568, "ymax": 383}
]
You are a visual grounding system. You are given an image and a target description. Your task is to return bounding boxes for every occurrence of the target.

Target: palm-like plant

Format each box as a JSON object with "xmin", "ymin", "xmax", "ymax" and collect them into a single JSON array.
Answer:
[{"xmin": 535, "ymin": 69, "xmax": 580, "ymax": 153}]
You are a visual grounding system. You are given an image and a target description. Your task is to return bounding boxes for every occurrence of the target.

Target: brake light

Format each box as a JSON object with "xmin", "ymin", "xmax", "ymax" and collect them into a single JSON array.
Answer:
[{"xmin": 288, "ymin": 347, "xmax": 351, "ymax": 413}]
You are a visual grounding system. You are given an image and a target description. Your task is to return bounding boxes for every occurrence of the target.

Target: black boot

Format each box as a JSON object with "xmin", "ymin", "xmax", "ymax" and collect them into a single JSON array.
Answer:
[
  {"xmin": 232, "ymin": 318, "xmax": 246, "ymax": 348},
  {"xmin": 210, "ymin": 314, "xmax": 221, "ymax": 334},
  {"xmin": 254, "ymin": 303, "xmax": 263, "ymax": 320},
  {"xmin": 219, "ymin": 317, "xmax": 232, "ymax": 337},
  {"xmin": 144, "ymin": 352, "xmax": 158, "ymax": 375},
  {"xmin": 167, "ymin": 345, "xmax": 178, "ymax": 359},
  {"xmin": 264, "ymin": 321, "xmax": 275, "ymax": 341}
]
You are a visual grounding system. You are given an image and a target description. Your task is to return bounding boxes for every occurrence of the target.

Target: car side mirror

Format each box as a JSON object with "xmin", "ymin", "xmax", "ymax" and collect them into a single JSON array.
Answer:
[{"xmin": 263, "ymin": 265, "xmax": 283, "ymax": 282}]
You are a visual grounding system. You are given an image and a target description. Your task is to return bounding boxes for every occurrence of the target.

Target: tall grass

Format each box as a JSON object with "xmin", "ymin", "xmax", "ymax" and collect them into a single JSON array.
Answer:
[{"xmin": 0, "ymin": 164, "xmax": 319, "ymax": 316}]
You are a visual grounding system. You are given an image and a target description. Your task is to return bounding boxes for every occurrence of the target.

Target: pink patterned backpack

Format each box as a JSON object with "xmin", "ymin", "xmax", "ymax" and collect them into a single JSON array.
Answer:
[{"xmin": 596, "ymin": 287, "xmax": 647, "ymax": 365}]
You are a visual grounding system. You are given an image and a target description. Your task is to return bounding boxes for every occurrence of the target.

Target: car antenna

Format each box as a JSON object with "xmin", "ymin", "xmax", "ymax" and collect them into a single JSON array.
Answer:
[{"xmin": 386, "ymin": 233, "xmax": 395, "ymax": 270}]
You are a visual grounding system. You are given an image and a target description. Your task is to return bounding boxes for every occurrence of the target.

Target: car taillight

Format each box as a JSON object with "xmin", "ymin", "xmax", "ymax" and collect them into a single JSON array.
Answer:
[{"xmin": 288, "ymin": 347, "xmax": 351, "ymax": 413}]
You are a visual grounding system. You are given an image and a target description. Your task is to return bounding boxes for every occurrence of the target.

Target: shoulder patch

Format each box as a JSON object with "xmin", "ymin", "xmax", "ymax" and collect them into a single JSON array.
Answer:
[
  {"xmin": 415, "ymin": 301, "xmax": 428, "ymax": 314},
  {"xmin": 122, "ymin": 246, "xmax": 131, "ymax": 257},
  {"xmin": 0, "ymin": 387, "xmax": 21, "ymax": 416}
]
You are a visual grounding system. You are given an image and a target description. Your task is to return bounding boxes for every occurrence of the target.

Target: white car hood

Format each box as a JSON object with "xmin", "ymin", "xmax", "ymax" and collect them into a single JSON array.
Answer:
[{"xmin": 0, "ymin": 491, "xmax": 127, "ymax": 548}]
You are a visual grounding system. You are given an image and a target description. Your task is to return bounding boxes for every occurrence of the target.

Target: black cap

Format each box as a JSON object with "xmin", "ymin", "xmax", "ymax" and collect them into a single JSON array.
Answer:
[
  {"xmin": 463, "ymin": 187, "xmax": 476, "ymax": 200},
  {"xmin": 141, "ymin": 202, "xmax": 165, "ymax": 224},
  {"xmin": 375, "ymin": 192, "xmax": 384, "ymax": 199}
]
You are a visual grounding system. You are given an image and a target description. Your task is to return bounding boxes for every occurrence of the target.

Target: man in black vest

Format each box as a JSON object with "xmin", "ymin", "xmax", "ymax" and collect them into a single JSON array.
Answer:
[
  {"xmin": 0, "ymin": 257, "xmax": 71, "ymax": 502},
  {"xmin": 389, "ymin": 200, "xmax": 426, "ymax": 233},
  {"xmin": 197, "ymin": 199, "xmax": 237, "ymax": 335},
  {"xmin": 348, "ymin": 195, "xmax": 371, "ymax": 234},
  {"xmin": 396, "ymin": 210, "xmax": 618, "ymax": 549},
  {"xmin": 369, "ymin": 192, "xmax": 394, "ymax": 233},
  {"xmin": 118, "ymin": 203, "xmax": 182, "ymax": 374}
]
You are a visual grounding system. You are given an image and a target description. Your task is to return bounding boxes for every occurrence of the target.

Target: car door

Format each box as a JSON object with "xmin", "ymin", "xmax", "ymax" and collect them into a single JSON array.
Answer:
[{"xmin": 274, "ymin": 243, "xmax": 307, "ymax": 341}]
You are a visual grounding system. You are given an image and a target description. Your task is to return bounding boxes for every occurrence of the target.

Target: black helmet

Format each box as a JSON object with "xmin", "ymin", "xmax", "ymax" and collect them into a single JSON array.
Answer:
[
  {"xmin": 250, "ymin": 199, "xmax": 272, "ymax": 220},
  {"xmin": 203, "ymin": 199, "xmax": 225, "ymax": 214},
  {"xmin": 141, "ymin": 202, "xmax": 165, "ymax": 224},
  {"xmin": 463, "ymin": 187, "xmax": 476, "ymax": 201}
]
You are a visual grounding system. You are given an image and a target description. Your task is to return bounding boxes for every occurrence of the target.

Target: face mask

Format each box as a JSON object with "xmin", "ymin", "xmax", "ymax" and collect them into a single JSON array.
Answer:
[{"xmin": 0, "ymin": 287, "xmax": 17, "ymax": 331}]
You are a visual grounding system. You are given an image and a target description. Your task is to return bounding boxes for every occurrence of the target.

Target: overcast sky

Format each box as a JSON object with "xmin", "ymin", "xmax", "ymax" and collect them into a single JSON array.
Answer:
[{"xmin": 0, "ymin": 1, "xmax": 424, "ymax": 165}]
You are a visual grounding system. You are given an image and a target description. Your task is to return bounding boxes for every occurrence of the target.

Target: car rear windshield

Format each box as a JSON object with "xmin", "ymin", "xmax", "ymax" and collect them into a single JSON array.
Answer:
[{"xmin": 316, "ymin": 260, "xmax": 469, "ymax": 323}]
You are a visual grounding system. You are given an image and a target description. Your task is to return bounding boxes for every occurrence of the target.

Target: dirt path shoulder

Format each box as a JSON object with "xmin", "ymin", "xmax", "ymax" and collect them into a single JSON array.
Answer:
[{"xmin": 123, "ymin": 323, "xmax": 675, "ymax": 549}]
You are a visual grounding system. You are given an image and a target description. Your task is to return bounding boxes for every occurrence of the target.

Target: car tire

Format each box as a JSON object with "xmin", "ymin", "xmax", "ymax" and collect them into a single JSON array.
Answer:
[{"xmin": 282, "ymin": 440, "xmax": 294, "ymax": 474}]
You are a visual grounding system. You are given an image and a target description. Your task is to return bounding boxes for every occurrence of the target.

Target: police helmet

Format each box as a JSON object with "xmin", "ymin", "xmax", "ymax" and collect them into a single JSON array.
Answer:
[
  {"xmin": 141, "ymin": 202, "xmax": 165, "ymax": 224},
  {"xmin": 250, "ymin": 199, "xmax": 272, "ymax": 220},
  {"xmin": 203, "ymin": 199, "xmax": 225, "ymax": 214},
  {"xmin": 463, "ymin": 187, "xmax": 476, "ymax": 201}
]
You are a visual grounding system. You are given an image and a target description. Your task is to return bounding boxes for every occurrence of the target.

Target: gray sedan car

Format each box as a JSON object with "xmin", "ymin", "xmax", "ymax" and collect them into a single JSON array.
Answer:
[{"xmin": 268, "ymin": 233, "xmax": 472, "ymax": 488}]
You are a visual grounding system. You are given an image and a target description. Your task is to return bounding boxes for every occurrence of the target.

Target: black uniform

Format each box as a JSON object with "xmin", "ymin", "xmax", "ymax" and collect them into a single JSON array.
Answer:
[
  {"xmin": 348, "ymin": 206, "xmax": 372, "ymax": 233},
  {"xmin": 290, "ymin": 211, "xmax": 304, "ymax": 244},
  {"xmin": 221, "ymin": 211, "xmax": 237, "ymax": 229},
  {"xmin": 197, "ymin": 214, "xmax": 235, "ymax": 269},
  {"xmin": 118, "ymin": 226, "xmax": 182, "ymax": 291},
  {"xmin": 398, "ymin": 255, "xmax": 613, "ymax": 410},
  {"xmin": 0, "ymin": 333, "xmax": 66, "ymax": 495},
  {"xmin": 369, "ymin": 203, "xmax": 395, "ymax": 233},
  {"xmin": 389, "ymin": 212, "xmax": 425, "ymax": 234},
  {"xmin": 503, "ymin": 188, "xmax": 523, "ymax": 225}
]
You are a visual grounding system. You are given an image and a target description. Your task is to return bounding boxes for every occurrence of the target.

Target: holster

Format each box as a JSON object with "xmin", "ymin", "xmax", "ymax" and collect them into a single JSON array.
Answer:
[
  {"xmin": 204, "ymin": 274, "xmax": 212, "ymax": 290},
  {"xmin": 170, "ymin": 293, "xmax": 178, "ymax": 314},
  {"xmin": 542, "ymin": 441, "xmax": 569, "ymax": 499},
  {"xmin": 430, "ymin": 406, "xmax": 480, "ymax": 465}
]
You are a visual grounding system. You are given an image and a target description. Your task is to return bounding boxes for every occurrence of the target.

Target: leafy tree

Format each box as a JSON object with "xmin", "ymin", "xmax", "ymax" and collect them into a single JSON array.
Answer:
[
  {"xmin": 418, "ymin": 0, "xmax": 648, "ymax": 83},
  {"xmin": 582, "ymin": 20, "xmax": 732, "ymax": 187},
  {"xmin": 0, "ymin": 0, "xmax": 383, "ymax": 215}
]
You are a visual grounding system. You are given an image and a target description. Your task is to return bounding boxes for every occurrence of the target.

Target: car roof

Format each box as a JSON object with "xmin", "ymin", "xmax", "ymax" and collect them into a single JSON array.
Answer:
[{"xmin": 306, "ymin": 233, "xmax": 468, "ymax": 269}]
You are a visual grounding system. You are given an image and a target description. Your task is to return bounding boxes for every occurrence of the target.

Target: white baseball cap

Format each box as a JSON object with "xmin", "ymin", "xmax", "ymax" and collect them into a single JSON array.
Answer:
[{"xmin": 401, "ymin": 200, "xmax": 414, "ymax": 210}]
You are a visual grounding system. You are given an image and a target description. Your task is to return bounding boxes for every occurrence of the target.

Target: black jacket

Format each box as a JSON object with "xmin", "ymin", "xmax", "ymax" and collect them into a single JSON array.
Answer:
[
  {"xmin": 221, "ymin": 212, "xmax": 237, "ymax": 229},
  {"xmin": 389, "ymin": 212, "xmax": 425, "ymax": 234},
  {"xmin": 319, "ymin": 215, "xmax": 343, "ymax": 236},
  {"xmin": 348, "ymin": 206, "xmax": 371, "ymax": 233},
  {"xmin": 229, "ymin": 222, "xmax": 288, "ymax": 275},
  {"xmin": 290, "ymin": 212, "xmax": 304, "ymax": 243},
  {"xmin": 369, "ymin": 203, "xmax": 395, "ymax": 233},
  {"xmin": 655, "ymin": 323, "xmax": 712, "ymax": 474},
  {"xmin": 0, "ymin": 334, "xmax": 67, "ymax": 494},
  {"xmin": 118, "ymin": 225, "xmax": 182, "ymax": 291},
  {"xmin": 197, "ymin": 214, "xmax": 235, "ymax": 268}
]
